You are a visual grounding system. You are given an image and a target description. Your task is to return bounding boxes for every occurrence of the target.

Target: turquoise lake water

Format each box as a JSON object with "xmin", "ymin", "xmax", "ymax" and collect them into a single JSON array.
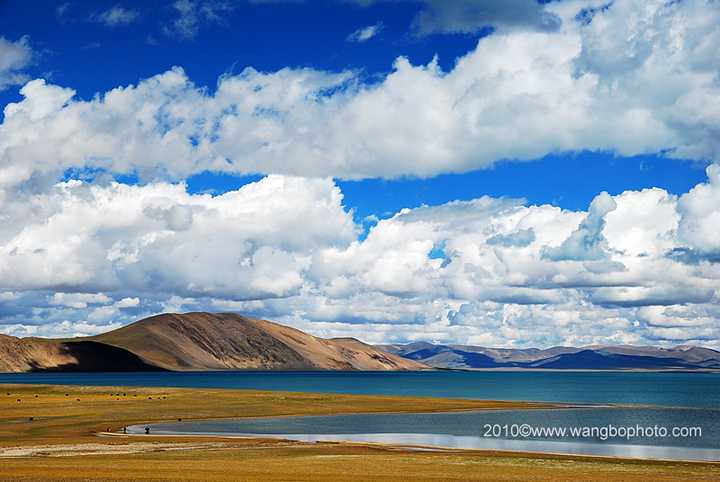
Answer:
[
  {"xmin": 0, "ymin": 371, "xmax": 718, "ymax": 407},
  {"xmin": 3, "ymin": 371, "xmax": 718, "ymax": 460}
]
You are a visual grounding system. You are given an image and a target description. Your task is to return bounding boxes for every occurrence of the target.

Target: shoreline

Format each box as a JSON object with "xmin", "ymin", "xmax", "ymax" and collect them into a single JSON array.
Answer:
[
  {"xmin": 1, "ymin": 383, "xmax": 718, "ymax": 481},
  {"xmin": 121, "ymin": 406, "xmax": 719, "ymax": 465},
  {"xmin": 2, "ymin": 367, "xmax": 720, "ymax": 375},
  {"xmin": 111, "ymin": 431, "xmax": 720, "ymax": 466}
]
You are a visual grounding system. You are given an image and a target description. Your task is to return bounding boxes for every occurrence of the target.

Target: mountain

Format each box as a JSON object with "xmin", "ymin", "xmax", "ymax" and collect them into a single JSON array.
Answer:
[
  {"xmin": 524, "ymin": 350, "xmax": 699, "ymax": 370},
  {"xmin": 0, "ymin": 335, "xmax": 160, "ymax": 373},
  {"xmin": 0, "ymin": 313, "xmax": 425, "ymax": 373},
  {"xmin": 379, "ymin": 342, "xmax": 720, "ymax": 370},
  {"xmin": 401, "ymin": 346, "xmax": 501, "ymax": 369},
  {"xmin": 5, "ymin": 314, "xmax": 717, "ymax": 373}
]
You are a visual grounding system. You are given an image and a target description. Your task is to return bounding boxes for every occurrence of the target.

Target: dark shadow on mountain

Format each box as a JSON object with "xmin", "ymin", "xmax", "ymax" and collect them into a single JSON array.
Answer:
[
  {"xmin": 404, "ymin": 347, "xmax": 514, "ymax": 368},
  {"xmin": 389, "ymin": 342, "xmax": 720, "ymax": 370},
  {"xmin": 29, "ymin": 341, "xmax": 165, "ymax": 372},
  {"xmin": 526, "ymin": 350, "xmax": 695, "ymax": 369}
]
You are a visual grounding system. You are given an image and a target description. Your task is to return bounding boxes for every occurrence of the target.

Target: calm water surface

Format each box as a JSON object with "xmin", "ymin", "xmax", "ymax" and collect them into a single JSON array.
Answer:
[
  {"xmin": 131, "ymin": 407, "xmax": 720, "ymax": 461},
  {"xmin": 0, "ymin": 371, "xmax": 718, "ymax": 407},
  {"xmin": 3, "ymin": 371, "xmax": 719, "ymax": 460}
]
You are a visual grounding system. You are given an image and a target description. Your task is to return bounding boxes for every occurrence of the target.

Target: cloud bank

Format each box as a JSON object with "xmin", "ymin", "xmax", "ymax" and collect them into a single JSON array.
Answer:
[
  {"xmin": 1, "ymin": 0, "xmax": 718, "ymax": 191},
  {"xmin": 0, "ymin": 0, "xmax": 719, "ymax": 346},
  {"xmin": 1, "ymin": 167, "xmax": 719, "ymax": 346}
]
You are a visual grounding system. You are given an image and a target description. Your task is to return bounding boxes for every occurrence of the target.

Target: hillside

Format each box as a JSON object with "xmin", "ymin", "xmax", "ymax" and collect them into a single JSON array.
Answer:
[
  {"xmin": 0, "ymin": 334, "xmax": 160, "ymax": 373},
  {"xmin": 0, "ymin": 313, "xmax": 425, "ymax": 372},
  {"xmin": 380, "ymin": 342, "xmax": 720, "ymax": 370}
]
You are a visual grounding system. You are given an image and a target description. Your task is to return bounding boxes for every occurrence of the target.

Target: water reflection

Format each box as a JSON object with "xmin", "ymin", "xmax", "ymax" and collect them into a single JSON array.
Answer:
[
  {"xmin": 129, "ymin": 407, "xmax": 720, "ymax": 462},
  {"xmin": 244, "ymin": 433, "xmax": 720, "ymax": 461}
]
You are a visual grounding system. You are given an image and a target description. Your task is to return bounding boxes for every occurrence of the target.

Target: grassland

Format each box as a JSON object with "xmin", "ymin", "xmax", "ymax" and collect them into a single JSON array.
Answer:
[{"xmin": 0, "ymin": 383, "xmax": 717, "ymax": 481}]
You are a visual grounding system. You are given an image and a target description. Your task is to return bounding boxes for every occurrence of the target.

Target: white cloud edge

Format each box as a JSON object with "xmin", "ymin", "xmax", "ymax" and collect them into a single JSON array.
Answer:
[
  {"xmin": 0, "ymin": 166, "xmax": 718, "ymax": 347},
  {"xmin": 1, "ymin": 0, "xmax": 718, "ymax": 188},
  {"xmin": 1, "ymin": 0, "xmax": 719, "ymax": 347},
  {"xmin": 346, "ymin": 22, "xmax": 383, "ymax": 42}
]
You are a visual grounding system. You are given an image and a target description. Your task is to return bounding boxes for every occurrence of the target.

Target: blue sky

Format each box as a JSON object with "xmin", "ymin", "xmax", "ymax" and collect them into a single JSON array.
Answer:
[
  {"xmin": 0, "ymin": 0, "xmax": 707, "ymax": 218},
  {"xmin": 0, "ymin": 1, "xmax": 478, "ymax": 102},
  {"xmin": 0, "ymin": 0, "xmax": 718, "ymax": 347}
]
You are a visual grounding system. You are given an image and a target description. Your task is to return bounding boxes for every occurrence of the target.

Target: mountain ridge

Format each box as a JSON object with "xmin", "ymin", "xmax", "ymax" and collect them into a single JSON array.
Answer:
[
  {"xmin": 3, "ymin": 314, "xmax": 717, "ymax": 373},
  {"xmin": 0, "ymin": 312, "xmax": 425, "ymax": 373},
  {"xmin": 378, "ymin": 342, "xmax": 720, "ymax": 370}
]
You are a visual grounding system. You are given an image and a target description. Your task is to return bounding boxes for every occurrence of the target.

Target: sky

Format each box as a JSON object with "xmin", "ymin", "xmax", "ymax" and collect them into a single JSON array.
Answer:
[{"xmin": 0, "ymin": 0, "xmax": 718, "ymax": 348}]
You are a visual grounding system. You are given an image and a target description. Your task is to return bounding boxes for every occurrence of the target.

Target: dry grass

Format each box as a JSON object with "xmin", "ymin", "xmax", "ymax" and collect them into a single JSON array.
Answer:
[{"xmin": 0, "ymin": 383, "xmax": 717, "ymax": 481}]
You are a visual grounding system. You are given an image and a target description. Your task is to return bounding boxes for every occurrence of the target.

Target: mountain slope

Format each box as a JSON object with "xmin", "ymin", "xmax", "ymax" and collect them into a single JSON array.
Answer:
[
  {"xmin": 0, "ymin": 313, "xmax": 425, "ymax": 373},
  {"xmin": 90, "ymin": 312, "xmax": 425, "ymax": 371},
  {"xmin": 525, "ymin": 350, "xmax": 696, "ymax": 370},
  {"xmin": 381, "ymin": 342, "xmax": 720, "ymax": 370},
  {"xmin": 0, "ymin": 334, "xmax": 160, "ymax": 373},
  {"xmin": 402, "ymin": 346, "xmax": 504, "ymax": 369}
]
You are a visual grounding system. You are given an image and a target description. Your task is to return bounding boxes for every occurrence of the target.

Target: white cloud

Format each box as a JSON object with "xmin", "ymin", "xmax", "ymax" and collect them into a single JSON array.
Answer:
[
  {"xmin": 3, "ymin": 319, "xmax": 124, "ymax": 338},
  {"xmin": 347, "ymin": 23, "xmax": 383, "ymax": 42},
  {"xmin": 87, "ymin": 297, "xmax": 140, "ymax": 322},
  {"xmin": 164, "ymin": 0, "xmax": 234, "ymax": 39},
  {"xmin": 543, "ymin": 192, "xmax": 616, "ymax": 261},
  {"xmin": 604, "ymin": 188, "xmax": 679, "ymax": 257},
  {"xmin": 0, "ymin": 176, "xmax": 356, "ymax": 299},
  {"xmin": 1, "ymin": 0, "xmax": 719, "ymax": 348},
  {"xmin": 0, "ymin": 292, "xmax": 19, "ymax": 302},
  {"xmin": 91, "ymin": 5, "xmax": 140, "ymax": 26},
  {"xmin": 678, "ymin": 164, "xmax": 720, "ymax": 255},
  {"xmin": 0, "ymin": 36, "xmax": 32, "ymax": 91},
  {"xmin": 166, "ymin": 0, "xmax": 200, "ymax": 38},
  {"xmin": 1, "ymin": 0, "xmax": 718, "ymax": 188},
  {"xmin": 116, "ymin": 297, "xmax": 140, "ymax": 308},
  {"xmin": 50, "ymin": 293, "xmax": 113, "ymax": 309},
  {"xmin": 0, "ymin": 171, "xmax": 718, "ymax": 346}
]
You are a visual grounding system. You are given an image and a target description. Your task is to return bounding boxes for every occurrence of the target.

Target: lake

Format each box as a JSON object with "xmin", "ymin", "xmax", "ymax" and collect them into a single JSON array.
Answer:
[
  {"xmin": 129, "ymin": 407, "xmax": 720, "ymax": 461},
  {"xmin": 3, "ymin": 370, "xmax": 719, "ymax": 460},
  {"xmin": 0, "ymin": 370, "xmax": 718, "ymax": 407}
]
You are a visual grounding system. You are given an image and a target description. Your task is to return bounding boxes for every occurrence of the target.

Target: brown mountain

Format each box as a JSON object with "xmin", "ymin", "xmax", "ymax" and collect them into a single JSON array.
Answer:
[
  {"xmin": 0, "ymin": 334, "xmax": 159, "ymax": 373},
  {"xmin": 0, "ymin": 313, "xmax": 426, "ymax": 372}
]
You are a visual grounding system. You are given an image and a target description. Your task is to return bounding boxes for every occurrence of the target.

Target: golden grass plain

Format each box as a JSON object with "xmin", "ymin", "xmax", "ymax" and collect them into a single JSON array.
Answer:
[{"xmin": 0, "ymin": 383, "xmax": 717, "ymax": 481}]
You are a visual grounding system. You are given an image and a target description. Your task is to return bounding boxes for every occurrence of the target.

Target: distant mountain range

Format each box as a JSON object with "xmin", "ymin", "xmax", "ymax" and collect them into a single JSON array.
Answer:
[
  {"xmin": 0, "ymin": 313, "xmax": 424, "ymax": 373},
  {"xmin": 377, "ymin": 342, "xmax": 720, "ymax": 370},
  {"xmin": 3, "ymin": 313, "xmax": 717, "ymax": 373}
]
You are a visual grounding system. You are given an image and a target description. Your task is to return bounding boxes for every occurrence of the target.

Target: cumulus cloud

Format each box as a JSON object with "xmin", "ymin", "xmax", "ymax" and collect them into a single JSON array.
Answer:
[
  {"xmin": 0, "ymin": 176, "xmax": 356, "ymax": 298},
  {"xmin": 0, "ymin": 36, "xmax": 32, "ymax": 91},
  {"xmin": 50, "ymin": 292, "xmax": 112, "ymax": 309},
  {"xmin": 0, "ymin": 172, "xmax": 718, "ymax": 346},
  {"xmin": 543, "ymin": 192, "xmax": 617, "ymax": 261},
  {"xmin": 678, "ymin": 164, "xmax": 720, "ymax": 255},
  {"xmin": 347, "ymin": 23, "xmax": 383, "ymax": 42},
  {"xmin": 487, "ymin": 228, "xmax": 535, "ymax": 248},
  {"xmin": 1, "ymin": 0, "xmax": 719, "ymax": 347},
  {"xmin": 87, "ymin": 297, "xmax": 140, "ymax": 323},
  {"xmin": 1, "ymin": 0, "xmax": 718, "ymax": 189}
]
